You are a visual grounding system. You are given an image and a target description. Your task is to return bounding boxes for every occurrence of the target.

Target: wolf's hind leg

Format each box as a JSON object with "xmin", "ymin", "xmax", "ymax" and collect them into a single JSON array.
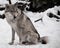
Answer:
[{"xmin": 9, "ymin": 28, "xmax": 15, "ymax": 45}]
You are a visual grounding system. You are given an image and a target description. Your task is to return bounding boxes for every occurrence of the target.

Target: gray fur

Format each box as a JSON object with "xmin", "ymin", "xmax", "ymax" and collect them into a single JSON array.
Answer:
[{"xmin": 4, "ymin": 4, "xmax": 40, "ymax": 45}]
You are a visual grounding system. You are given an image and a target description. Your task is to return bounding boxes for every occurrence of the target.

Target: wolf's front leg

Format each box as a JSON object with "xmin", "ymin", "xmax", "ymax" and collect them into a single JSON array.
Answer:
[{"xmin": 9, "ymin": 28, "xmax": 15, "ymax": 45}]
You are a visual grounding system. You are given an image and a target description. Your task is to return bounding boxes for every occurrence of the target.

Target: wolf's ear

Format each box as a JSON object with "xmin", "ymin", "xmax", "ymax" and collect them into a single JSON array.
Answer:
[{"xmin": 23, "ymin": 3, "xmax": 27, "ymax": 7}]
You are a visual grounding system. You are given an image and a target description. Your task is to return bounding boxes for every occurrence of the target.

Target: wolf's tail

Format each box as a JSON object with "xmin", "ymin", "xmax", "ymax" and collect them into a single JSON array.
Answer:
[{"xmin": 38, "ymin": 36, "xmax": 48, "ymax": 44}]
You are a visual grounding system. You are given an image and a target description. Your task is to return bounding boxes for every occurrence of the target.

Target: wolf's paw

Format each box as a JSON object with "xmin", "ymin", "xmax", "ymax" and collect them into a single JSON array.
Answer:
[{"xmin": 8, "ymin": 42, "xmax": 14, "ymax": 45}]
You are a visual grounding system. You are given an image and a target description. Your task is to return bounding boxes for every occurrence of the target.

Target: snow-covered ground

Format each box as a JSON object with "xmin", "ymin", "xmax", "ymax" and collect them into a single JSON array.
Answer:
[{"xmin": 0, "ymin": 0, "xmax": 60, "ymax": 48}]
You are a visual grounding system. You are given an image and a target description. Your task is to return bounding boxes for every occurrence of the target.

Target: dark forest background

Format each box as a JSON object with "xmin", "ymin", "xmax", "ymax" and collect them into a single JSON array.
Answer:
[
  {"xmin": 26, "ymin": 0, "xmax": 60, "ymax": 12},
  {"xmin": 0, "ymin": 0, "xmax": 60, "ymax": 12}
]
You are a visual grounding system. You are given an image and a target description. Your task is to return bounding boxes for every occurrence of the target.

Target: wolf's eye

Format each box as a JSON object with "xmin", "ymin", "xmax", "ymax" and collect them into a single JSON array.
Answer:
[
  {"xmin": 10, "ymin": 10, "xmax": 17, "ymax": 12},
  {"xmin": 10, "ymin": 10, "xmax": 15, "ymax": 12},
  {"xmin": 10, "ymin": 11, "xmax": 14, "ymax": 12}
]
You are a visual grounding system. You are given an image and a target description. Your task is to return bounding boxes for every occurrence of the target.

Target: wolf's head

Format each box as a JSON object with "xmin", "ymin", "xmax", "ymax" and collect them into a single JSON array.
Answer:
[
  {"xmin": 5, "ymin": 4, "xmax": 22, "ymax": 20},
  {"xmin": 6, "ymin": 4, "xmax": 21, "ymax": 15}
]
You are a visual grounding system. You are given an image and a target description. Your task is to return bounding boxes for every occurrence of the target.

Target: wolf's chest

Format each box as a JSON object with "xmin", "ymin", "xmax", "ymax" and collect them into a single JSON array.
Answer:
[{"xmin": 6, "ymin": 16, "xmax": 18, "ymax": 32}]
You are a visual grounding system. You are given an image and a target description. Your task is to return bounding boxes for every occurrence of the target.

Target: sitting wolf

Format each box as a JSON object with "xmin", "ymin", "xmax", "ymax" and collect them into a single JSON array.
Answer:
[{"xmin": 4, "ymin": 4, "xmax": 48, "ymax": 45}]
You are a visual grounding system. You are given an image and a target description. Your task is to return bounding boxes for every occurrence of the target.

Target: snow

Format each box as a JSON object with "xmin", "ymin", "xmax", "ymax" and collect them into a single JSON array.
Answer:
[
  {"xmin": 0, "ymin": 0, "xmax": 8, "ymax": 4},
  {"xmin": 0, "ymin": 0, "xmax": 60, "ymax": 48},
  {"xmin": 0, "ymin": 0, "xmax": 18, "ymax": 4},
  {"xmin": 0, "ymin": 11, "xmax": 5, "ymax": 15},
  {"xmin": 17, "ymin": 1, "xmax": 30, "ymax": 4}
]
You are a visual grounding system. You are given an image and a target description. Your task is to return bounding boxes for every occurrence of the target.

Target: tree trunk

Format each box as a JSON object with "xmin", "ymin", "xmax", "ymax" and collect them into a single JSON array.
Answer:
[{"xmin": 7, "ymin": 0, "xmax": 12, "ymax": 4}]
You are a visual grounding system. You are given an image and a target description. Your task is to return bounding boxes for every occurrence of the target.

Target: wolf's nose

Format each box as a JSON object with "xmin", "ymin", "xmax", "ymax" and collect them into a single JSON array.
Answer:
[{"xmin": 14, "ymin": 16, "xmax": 16, "ymax": 19}]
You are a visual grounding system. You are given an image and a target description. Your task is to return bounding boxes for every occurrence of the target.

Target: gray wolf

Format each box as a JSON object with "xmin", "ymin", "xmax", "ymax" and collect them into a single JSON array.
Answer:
[{"xmin": 4, "ymin": 4, "xmax": 48, "ymax": 45}]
